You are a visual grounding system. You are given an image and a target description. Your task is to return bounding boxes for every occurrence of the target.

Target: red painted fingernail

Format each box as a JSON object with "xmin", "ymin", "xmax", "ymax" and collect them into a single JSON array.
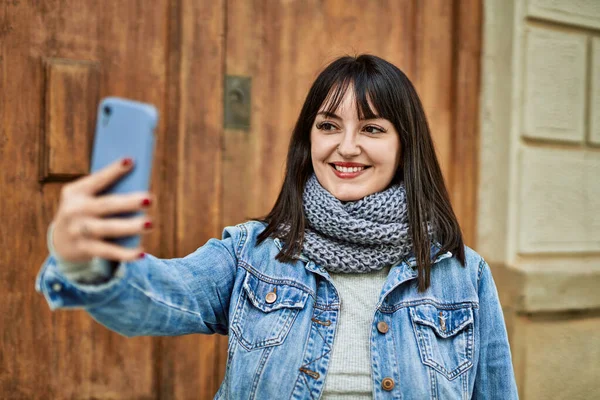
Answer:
[
  {"xmin": 144, "ymin": 221, "xmax": 153, "ymax": 229},
  {"xmin": 139, "ymin": 253, "xmax": 145, "ymax": 259},
  {"xmin": 122, "ymin": 158, "xmax": 133, "ymax": 167},
  {"xmin": 141, "ymin": 198, "xmax": 152, "ymax": 207}
]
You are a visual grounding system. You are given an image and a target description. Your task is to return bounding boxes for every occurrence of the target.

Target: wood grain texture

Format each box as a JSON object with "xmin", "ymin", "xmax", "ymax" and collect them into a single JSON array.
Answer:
[
  {"xmin": 413, "ymin": 0, "xmax": 455, "ymax": 180},
  {"xmin": 157, "ymin": 0, "xmax": 226, "ymax": 398},
  {"xmin": 450, "ymin": 0, "xmax": 482, "ymax": 247}
]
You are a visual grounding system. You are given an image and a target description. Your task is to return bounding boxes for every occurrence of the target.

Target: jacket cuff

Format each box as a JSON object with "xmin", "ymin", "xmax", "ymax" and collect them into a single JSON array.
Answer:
[{"xmin": 35, "ymin": 254, "xmax": 129, "ymax": 310}]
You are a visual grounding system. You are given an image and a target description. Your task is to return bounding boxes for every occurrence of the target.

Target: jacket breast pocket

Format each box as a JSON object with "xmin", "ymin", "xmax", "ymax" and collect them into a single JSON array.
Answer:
[
  {"xmin": 231, "ymin": 272, "xmax": 309, "ymax": 351},
  {"xmin": 409, "ymin": 304, "xmax": 475, "ymax": 380}
]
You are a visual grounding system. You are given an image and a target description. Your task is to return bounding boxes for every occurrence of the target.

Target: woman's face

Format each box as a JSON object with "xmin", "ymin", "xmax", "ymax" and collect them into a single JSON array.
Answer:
[{"xmin": 310, "ymin": 87, "xmax": 402, "ymax": 201}]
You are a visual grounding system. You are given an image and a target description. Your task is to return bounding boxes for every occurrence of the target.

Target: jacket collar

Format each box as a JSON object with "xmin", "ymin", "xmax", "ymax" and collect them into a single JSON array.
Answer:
[{"xmin": 402, "ymin": 241, "xmax": 453, "ymax": 268}]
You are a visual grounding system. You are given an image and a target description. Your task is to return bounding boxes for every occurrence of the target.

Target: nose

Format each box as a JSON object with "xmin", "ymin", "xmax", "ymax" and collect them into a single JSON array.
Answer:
[{"xmin": 336, "ymin": 131, "xmax": 361, "ymax": 158}]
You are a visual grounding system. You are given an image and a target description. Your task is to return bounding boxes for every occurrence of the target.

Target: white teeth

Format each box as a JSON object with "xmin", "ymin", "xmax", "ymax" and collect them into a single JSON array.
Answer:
[{"xmin": 334, "ymin": 165, "xmax": 365, "ymax": 173}]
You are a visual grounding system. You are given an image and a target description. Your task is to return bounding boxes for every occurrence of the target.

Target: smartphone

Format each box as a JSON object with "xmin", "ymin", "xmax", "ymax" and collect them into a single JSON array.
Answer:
[{"xmin": 90, "ymin": 97, "xmax": 158, "ymax": 248}]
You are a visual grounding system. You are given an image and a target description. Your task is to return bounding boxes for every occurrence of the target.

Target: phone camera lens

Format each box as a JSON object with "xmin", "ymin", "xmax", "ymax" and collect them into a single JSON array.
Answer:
[{"xmin": 104, "ymin": 106, "xmax": 112, "ymax": 116}]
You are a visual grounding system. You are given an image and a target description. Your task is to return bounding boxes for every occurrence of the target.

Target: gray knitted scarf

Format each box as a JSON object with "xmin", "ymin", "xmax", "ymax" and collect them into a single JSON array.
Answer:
[{"xmin": 301, "ymin": 174, "xmax": 433, "ymax": 273}]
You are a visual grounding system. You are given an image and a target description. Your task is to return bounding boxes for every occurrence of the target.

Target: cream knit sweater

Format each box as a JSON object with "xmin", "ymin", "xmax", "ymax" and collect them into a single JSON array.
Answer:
[{"xmin": 322, "ymin": 266, "xmax": 391, "ymax": 399}]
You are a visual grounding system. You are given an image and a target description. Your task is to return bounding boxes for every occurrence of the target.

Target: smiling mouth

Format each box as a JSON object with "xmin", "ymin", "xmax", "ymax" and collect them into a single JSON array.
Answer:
[{"xmin": 329, "ymin": 163, "xmax": 371, "ymax": 178}]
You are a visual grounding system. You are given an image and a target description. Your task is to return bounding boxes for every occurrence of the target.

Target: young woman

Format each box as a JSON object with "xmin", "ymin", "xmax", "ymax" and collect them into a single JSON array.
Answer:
[{"xmin": 37, "ymin": 54, "xmax": 518, "ymax": 399}]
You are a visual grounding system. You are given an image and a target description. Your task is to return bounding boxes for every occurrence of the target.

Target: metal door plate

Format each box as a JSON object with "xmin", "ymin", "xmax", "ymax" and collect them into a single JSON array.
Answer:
[{"xmin": 224, "ymin": 75, "xmax": 251, "ymax": 130}]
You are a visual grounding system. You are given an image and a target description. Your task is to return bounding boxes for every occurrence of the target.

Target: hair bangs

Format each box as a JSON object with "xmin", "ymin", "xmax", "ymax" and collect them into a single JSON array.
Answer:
[{"xmin": 318, "ymin": 66, "xmax": 382, "ymax": 122}]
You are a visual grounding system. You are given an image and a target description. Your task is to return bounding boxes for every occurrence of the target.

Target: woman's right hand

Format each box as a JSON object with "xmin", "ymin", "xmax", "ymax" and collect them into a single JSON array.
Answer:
[{"xmin": 51, "ymin": 157, "xmax": 154, "ymax": 264}]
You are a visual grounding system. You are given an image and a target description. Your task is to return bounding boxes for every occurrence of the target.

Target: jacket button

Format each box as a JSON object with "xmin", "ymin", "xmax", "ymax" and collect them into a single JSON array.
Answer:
[
  {"xmin": 381, "ymin": 377, "xmax": 395, "ymax": 391},
  {"xmin": 265, "ymin": 290, "xmax": 277, "ymax": 304},
  {"xmin": 377, "ymin": 321, "xmax": 389, "ymax": 334}
]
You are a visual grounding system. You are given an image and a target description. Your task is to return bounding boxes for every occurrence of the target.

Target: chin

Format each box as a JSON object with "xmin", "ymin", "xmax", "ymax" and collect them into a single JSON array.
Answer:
[{"xmin": 330, "ymin": 186, "xmax": 371, "ymax": 202}]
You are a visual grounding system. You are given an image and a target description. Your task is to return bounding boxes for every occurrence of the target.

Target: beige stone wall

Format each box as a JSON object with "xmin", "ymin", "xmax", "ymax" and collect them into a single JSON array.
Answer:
[{"xmin": 480, "ymin": 0, "xmax": 600, "ymax": 398}]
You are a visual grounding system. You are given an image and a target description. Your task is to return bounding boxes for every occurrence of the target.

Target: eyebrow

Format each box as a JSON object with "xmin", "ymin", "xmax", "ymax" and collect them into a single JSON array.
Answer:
[{"xmin": 316, "ymin": 111, "xmax": 382, "ymax": 121}]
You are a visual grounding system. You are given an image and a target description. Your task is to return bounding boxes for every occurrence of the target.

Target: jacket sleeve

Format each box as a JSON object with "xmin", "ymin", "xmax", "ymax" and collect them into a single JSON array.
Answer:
[
  {"xmin": 35, "ymin": 225, "xmax": 240, "ymax": 338},
  {"xmin": 473, "ymin": 259, "xmax": 519, "ymax": 399}
]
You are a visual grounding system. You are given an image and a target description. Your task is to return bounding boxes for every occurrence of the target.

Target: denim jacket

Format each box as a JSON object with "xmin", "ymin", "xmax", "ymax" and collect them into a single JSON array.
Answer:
[{"xmin": 36, "ymin": 221, "xmax": 518, "ymax": 399}]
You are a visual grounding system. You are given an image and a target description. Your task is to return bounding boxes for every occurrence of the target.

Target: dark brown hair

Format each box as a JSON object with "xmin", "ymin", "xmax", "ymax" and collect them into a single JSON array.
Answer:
[{"xmin": 257, "ymin": 54, "xmax": 465, "ymax": 292}]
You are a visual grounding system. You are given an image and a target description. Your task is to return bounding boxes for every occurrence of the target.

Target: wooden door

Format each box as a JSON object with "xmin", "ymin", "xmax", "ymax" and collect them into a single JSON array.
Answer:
[
  {"xmin": 0, "ymin": 0, "xmax": 225, "ymax": 398},
  {"xmin": 0, "ymin": 0, "xmax": 481, "ymax": 398}
]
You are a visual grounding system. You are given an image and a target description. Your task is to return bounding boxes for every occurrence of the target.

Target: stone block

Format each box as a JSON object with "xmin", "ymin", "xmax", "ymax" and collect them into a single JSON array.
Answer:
[
  {"xmin": 511, "ymin": 313, "xmax": 600, "ymax": 399},
  {"xmin": 591, "ymin": 38, "xmax": 600, "ymax": 145},
  {"xmin": 522, "ymin": 27, "xmax": 587, "ymax": 143},
  {"xmin": 491, "ymin": 259, "xmax": 600, "ymax": 313},
  {"xmin": 527, "ymin": 0, "xmax": 600, "ymax": 30},
  {"xmin": 517, "ymin": 146, "xmax": 600, "ymax": 253}
]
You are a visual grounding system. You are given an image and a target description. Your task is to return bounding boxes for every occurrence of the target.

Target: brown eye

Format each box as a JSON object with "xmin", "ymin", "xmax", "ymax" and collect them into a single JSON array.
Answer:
[
  {"xmin": 364, "ymin": 125, "xmax": 385, "ymax": 134},
  {"xmin": 317, "ymin": 122, "xmax": 337, "ymax": 131}
]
